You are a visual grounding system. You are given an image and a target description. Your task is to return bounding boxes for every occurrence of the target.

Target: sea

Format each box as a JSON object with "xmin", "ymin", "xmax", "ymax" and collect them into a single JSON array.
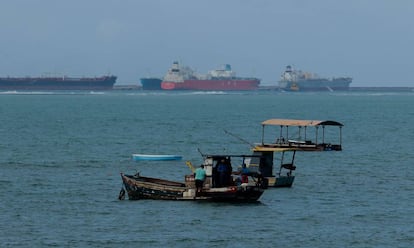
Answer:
[{"xmin": 0, "ymin": 90, "xmax": 413, "ymax": 247}]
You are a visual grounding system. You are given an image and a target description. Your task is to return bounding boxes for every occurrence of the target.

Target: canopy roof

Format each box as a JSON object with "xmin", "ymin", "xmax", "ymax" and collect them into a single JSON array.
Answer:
[
  {"xmin": 262, "ymin": 119, "xmax": 343, "ymax": 127},
  {"xmin": 252, "ymin": 146, "xmax": 300, "ymax": 152},
  {"xmin": 204, "ymin": 154, "xmax": 261, "ymax": 159}
]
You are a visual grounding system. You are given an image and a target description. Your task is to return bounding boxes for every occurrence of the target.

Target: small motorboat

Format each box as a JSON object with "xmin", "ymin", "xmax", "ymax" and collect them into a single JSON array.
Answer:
[{"xmin": 132, "ymin": 154, "xmax": 182, "ymax": 161}]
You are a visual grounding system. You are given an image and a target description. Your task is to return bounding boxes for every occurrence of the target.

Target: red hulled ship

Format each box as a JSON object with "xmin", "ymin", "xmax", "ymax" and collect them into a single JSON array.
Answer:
[{"xmin": 161, "ymin": 62, "xmax": 260, "ymax": 91}]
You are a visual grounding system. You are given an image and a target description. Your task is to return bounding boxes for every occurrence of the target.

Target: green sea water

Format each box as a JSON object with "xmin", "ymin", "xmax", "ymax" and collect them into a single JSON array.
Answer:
[{"xmin": 1, "ymin": 90, "xmax": 413, "ymax": 247}]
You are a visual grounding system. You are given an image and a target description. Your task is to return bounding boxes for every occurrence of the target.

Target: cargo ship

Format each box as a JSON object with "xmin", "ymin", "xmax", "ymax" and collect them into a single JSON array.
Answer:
[
  {"xmin": 278, "ymin": 65, "xmax": 352, "ymax": 91},
  {"xmin": 161, "ymin": 61, "xmax": 260, "ymax": 91},
  {"xmin": 0, "ymin": 75, "xmax": 117, "ymax": 90},
  {"xmin": 140, "ymin": 77, "xmax": 162, "ymax": 90}
]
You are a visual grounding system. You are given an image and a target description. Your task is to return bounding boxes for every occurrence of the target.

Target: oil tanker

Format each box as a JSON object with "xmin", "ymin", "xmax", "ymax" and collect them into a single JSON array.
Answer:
[
  {"xmin": 161, "ymin": 62, "xmax": 260, "ymax": 91},
  {"xmin": 279, "ymin": 65, "xmax": 352, "ymax": 91},
  {"xmin": 0, "ymin": 75, "xmax": 117, "ymax": 90}
]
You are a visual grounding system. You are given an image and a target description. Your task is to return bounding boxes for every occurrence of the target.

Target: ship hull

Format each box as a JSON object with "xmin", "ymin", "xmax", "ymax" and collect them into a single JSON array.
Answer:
[
  {"xmin": 279, "ymin": 78, "xmax": 352, "ymax": 91},
  {"xmin": 140, "ymin": 78, "xmax": 162, "ymax": 90},
  {"xmin": 0, "ymin": 76, "xmax": 116, "ymax": 90},
  {"xmin": 161, "ymin": 79, "xmax": 260, "ymax": 91}
]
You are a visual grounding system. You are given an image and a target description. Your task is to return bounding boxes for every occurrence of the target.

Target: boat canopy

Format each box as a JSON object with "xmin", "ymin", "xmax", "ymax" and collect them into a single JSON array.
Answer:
[
  {"xmin": 259, "ymin": 118, "xmax": 344, "ymax": 151},
  {"xmin": 261, "ymin": 119, "xmax": 343, "ymax": 127}
]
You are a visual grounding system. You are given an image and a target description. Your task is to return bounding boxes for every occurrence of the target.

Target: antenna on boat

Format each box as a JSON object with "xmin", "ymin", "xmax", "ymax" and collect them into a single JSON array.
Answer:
[
  {"xmin": 197, "ymin": 148, "xmax": 205, "ymax": 157},
  {"xmin": 223, "ymin": 129, "xmax": 255, "ymax": 148}
]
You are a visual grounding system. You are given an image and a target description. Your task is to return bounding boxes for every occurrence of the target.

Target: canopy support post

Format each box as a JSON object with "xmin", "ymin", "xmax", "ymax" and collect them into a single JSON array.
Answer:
[
  {"xmin": 261, "ymin": 125, "xmax": 265, "ymax": 145},
  {"xmin": 304, "ymin": 126, "xmax": 307, "ymax": 141},
  {"xmin": 315, "ymin": 126, "xmax": 319, "ymax": 145},
  {"xmin": 279, "ymin": 126, "xmax": 283, "ymax": 142},
  {"xmin": 286, "ymin": 126, "xmax": 289, "ymax": 141},
  {"xmin": 322, "ymin": 125, "xmax": 325, "ymax": 144}
]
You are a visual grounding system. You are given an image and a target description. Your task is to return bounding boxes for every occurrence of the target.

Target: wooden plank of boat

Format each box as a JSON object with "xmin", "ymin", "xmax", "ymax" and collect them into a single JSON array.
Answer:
[{"xmin": 132, "ymin": 154, "xmax": 182, "ymax": 161}]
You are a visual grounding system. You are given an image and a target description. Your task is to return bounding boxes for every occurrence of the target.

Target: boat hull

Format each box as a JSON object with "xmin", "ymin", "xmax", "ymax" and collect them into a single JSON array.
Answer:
[
  {"xmin": 121, "ymin": 173, "xmax": 264, "ymax": 202},
  {"xmin": 266, "ymin": 176, "xmax": 295, "ymax": 188},
  {"xmin": 161, "ymin": 79, "xmax": 260, "ymax": 91},
  {"xmin": 200, "ymin": 186, "xmax": 264, "ymax": 202},
  {"xmin": 279, "ymin": 78, "xmax": 352, "ymax": 91},
  {"xmin": 0, "ymin": 76, "xmax": 117, "ymax": 90},
  {"xmin": 140, "ymin": 78, "xmax": 162, "ymax": 90}
]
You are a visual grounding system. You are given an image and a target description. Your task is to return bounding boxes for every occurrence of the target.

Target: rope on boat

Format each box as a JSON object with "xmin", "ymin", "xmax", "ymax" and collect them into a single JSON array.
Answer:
[{"xmin": 223, "ymin": 129, "xmax": 255, "ymax": 148}]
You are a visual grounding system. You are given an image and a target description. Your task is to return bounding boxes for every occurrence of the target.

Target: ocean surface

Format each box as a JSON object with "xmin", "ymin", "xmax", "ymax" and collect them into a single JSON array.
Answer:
[{"xmin": 1, "ymin": 90, "xmax": 413, "ymax": 247}]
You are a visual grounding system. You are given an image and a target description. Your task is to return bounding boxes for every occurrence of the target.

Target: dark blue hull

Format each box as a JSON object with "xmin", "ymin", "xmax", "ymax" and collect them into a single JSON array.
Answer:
[
  {"xmin": 279, "ymin": 78, "xmax": 352, "ymax": 91},
  {"xmin": 140, "ymin": 77, "xmax": 162, "ymax": 90},
  {"xmin": 0, "ymin": 76, "xmax": 117, "ymax": 90}
]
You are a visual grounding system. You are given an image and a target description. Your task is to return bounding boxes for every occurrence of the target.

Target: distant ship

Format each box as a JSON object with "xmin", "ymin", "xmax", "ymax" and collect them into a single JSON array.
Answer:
[
  {"xmin": 278, "ymin": 65, "xmax": 352, "ymax": 91},
  {"xmin": 161, "ymin": 61, "xmax": 260, "ymax": 91},
  {"xmin": 140, "ymin": 77, "xmax": 162, "ymax": 90},
  {"xmin": 0, "ymin": 75, "xmax": 117, "ymax": 90}
]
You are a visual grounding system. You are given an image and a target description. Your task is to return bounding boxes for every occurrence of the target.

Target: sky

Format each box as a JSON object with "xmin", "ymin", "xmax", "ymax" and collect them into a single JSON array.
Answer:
[{"xmin": 1, "ymin": 0, "xmax": 413, "ymax": 87}]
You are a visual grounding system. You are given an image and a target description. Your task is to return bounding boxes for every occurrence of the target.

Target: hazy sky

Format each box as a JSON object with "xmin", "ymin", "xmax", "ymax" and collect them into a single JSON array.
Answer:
[{"xmin": 1, "ymin": 0, "xmax": 413, "ymax": 86}]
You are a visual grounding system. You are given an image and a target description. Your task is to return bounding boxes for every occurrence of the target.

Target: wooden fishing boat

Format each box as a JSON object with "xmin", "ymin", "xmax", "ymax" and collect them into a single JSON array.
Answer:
[
  {"xmin": 132, "ymin": 154, "xmax": 182, "ymax": 161},
  {"xmin": 120, "ymin": 154, "xmax": 266, "ymax": 202}
]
